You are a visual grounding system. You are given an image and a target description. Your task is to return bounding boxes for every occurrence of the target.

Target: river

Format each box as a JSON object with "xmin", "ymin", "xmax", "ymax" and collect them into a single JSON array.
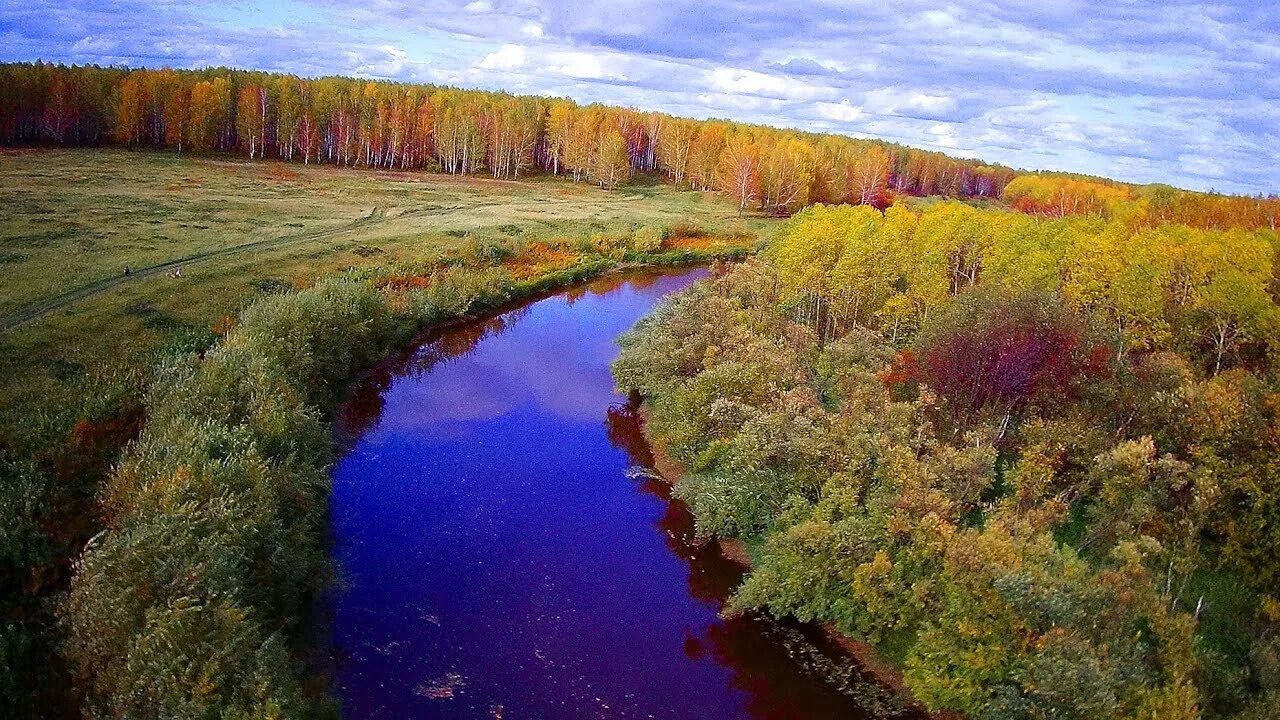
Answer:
[{"xmin": 329, "ymin": 267, "xmax": 906, "ymax": 719}]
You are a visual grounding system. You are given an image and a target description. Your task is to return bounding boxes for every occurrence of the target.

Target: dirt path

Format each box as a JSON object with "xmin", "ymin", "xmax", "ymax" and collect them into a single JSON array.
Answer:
[{"xmin": 0, "ymin": 207, "xmax": 387, "ymax": 334}]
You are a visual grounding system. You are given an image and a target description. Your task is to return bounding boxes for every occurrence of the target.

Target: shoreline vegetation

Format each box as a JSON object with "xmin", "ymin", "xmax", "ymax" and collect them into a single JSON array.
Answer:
[
  {"xmin": 0, "ymin": 144, "xmax": 770, "ymax": 718},
  {"xmin": 612, "ymin": 198, "xmax": 1280, "ymax": 719},
  {"xmin": 638, "ymin": 402, "xmax": 932, "ymax": 711},
  {"xmin": 59, "ymin": 249, "xmax": 748, "ymax": 719}
]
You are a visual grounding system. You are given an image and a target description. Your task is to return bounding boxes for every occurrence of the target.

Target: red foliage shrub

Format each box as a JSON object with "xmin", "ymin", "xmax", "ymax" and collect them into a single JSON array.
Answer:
[
  {"xmin": 879, "ymin": 348, "xmax": 919, "ymax": 388},
  {"xmin": 910, "ymin": 291, "xmax": 1107, "ymax": 422},
  {"xmin": 869, "ymin": 188, "xmax": 895, "ymax": 211}
]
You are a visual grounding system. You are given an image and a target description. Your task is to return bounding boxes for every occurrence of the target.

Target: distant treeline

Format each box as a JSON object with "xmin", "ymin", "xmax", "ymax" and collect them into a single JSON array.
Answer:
[
  {"xmin": 0, "ymin": 61, "xmax": 1020, "ymax": 212},
  {"xmin": 2, "ymin": 62, "xmax": 1276, "ymax": 225},
  {"xmin": 1002, "ymin": 174, "xmax": 1279, "ymax": 233}
]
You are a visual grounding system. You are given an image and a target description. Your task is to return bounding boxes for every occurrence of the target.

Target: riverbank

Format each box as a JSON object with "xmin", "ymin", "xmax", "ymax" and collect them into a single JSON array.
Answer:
[
  {"xmin": 59, "ymin": 248, "xmax": 750, "ymax": 719},
  {"xmin": 636, "ymin": 403, "xmax": 941, "ymax": 716},
  {"xmin": 329, "ymin": 264, "xmax": 891, "ymax": 718}
]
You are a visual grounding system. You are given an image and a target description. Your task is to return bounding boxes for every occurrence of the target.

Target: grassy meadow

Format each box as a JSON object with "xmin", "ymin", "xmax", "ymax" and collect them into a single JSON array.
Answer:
[{"xmin": 0, "ymin": 148, "xmax": 773, "ymax": 450}]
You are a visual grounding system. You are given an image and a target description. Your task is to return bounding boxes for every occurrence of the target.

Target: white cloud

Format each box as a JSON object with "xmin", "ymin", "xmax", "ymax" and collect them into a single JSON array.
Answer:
[
  {"xmin": 520, "ymin": 22, "xmax": 544, "ymax": 39},
  {"xmin": 70, "ymin": 35, "xmax": 116, "ymax": 54},
  {"xmin": 1043, "ymin": 121, "xmax": 1086, "ymax": 144},
  {"xmin": 544, "ymin": 50, "xmax": 626, "ymax": 80},
  {"xmin": 478, "ymin": 43, "xmax": 526, "ymax": 71},
  {"xmin": 1180, "ymin": 154, "xmax": 1228, "ymax": 180},
  {"xmin": 695, "ymin": 92, "xmax": 784, "ymax": 113},
  {"xmin": 347, "ymin": 45, "xmax": 433, "ymax": 79},
  {"xmin": 814, "ymin": 100, "xmax": 865, "ymax": 123},
  {"xmin": 706, "ymin": 67, "xmax": 831, "ymax": 100},
  {"xmin": 928, "ymin": 123, "xmax": 959, "ymax": 148},
  {"xmin": 474, "ymin": 44, "xmax": 635, "ymax": 82},
  {"xmin": 463, "ymin": 1, "xmax": 492, "ymax": 13},
  {"xmin": 864, "ymin": 88, "xmax": 958, "ymax": 117},
  {"xmin": 920, "ymin": 10, "xmax": 956, "ymax": 28}
]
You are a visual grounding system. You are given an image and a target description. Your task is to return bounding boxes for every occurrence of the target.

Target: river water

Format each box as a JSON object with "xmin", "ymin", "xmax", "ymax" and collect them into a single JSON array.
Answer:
[{"xmin": 330, "ymin": 267, "xmax": 901, "ymax": 719}]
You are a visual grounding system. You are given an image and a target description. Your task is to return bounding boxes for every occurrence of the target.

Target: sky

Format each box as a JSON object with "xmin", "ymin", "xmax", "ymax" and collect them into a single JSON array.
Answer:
[{"xmin": 2, "ymin": 0, "xmax": 1277, "ymax": 195}]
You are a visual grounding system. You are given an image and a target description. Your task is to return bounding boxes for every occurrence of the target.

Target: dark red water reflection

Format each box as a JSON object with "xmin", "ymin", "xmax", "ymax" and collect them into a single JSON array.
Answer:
[{"xmin": 330, "ymin": 268, "xmax": 916, "ymax": 719}]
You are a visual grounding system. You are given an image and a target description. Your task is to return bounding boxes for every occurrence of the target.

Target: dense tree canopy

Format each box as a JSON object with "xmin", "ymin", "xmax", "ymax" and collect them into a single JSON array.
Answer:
[
  {"xmin": 768, "ymin": 202, "xmax": 1280, "ymax": 368},
  {"xmin": 616, "ymin": 197, "xmax": 1280, "ymax": 719}
]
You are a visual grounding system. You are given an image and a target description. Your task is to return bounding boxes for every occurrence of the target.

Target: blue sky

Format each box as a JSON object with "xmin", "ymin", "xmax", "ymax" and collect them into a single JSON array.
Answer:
[{"xmin": 2, "ymin": 0, "xmax": 1277, "ymax": 194}]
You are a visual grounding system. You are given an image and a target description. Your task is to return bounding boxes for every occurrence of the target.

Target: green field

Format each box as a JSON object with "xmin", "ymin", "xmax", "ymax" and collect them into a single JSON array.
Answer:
[{"xmin": 0, "ymin": 149, "xmax": 774, "ymax": 450}]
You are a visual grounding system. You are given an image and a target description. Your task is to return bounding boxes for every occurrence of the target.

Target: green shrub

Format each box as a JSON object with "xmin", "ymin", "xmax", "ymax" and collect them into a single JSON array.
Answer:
[
  {"xmin": 632, "ymin": 226, "xmax": 665, "ymax": 253},
  {"xmin": 674, "ymin": 468, "xmax": 792, "ymax": 537},
  {"xmin": 63, "ymin": 277, "xmax": 414, "ymax": 719},
  {"xmin": 63, "ymin": 280, "xmax": 397, "ymax": 719}
]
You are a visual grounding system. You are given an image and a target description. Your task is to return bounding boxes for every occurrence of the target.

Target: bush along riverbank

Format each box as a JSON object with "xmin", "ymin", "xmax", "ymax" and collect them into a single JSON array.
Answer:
[
  {"xmin": 631, "ymin": 401, "xmax": 927, "ymax": 717},
  {"xmin": 58, "ymin": 235, "xmax": 750, "ymax": 720},
  {"xmin": 613, "ymin": 243, "xmax": 1280, "ymax": 719}
]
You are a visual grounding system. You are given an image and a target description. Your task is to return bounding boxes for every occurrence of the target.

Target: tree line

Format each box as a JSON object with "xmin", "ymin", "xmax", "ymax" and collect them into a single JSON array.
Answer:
[
  {"xmin": 1002, "ymin": 174, "xmax": 1280, "ymax": 232},
  {"xmin": 5, "ymin": 63, "xmax": 1277, "ymax": 224},
  {"xmin": 0, "ymin": 61, "xmax": 1017, "ymax": 210}
]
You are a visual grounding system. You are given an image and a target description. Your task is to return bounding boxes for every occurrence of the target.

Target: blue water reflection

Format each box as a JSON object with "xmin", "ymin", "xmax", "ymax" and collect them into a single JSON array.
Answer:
[{"xmin": 330, "ymin": 268, "xmax": 893, "ymax": 719}]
